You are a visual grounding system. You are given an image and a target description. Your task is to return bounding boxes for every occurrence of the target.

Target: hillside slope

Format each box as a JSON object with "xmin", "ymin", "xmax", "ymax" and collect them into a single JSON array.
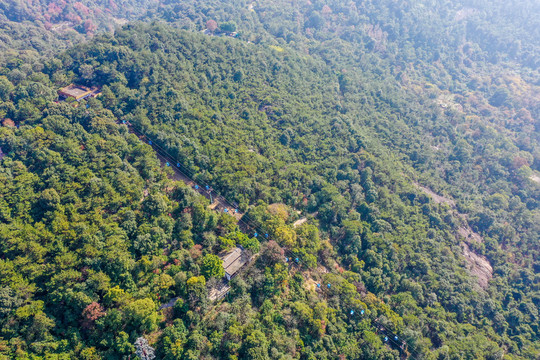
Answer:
[
  {"xmin": 0, "ymin": 1, "xmax": 538, "ymax": 359},
  {"xmin": 2, "ymin": 22, "xmax": 538, "ymax": 358}
]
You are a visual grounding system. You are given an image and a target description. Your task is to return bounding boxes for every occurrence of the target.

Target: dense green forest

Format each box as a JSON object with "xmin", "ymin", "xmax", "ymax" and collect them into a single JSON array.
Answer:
[{"xmin": 0, "ymin": 0, "xmax": 539, "ymax": 359}]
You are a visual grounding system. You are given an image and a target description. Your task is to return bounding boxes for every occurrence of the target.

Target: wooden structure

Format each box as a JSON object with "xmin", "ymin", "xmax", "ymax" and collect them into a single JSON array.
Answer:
[
  {"xmin": 58, "ymin": 84, "xmax": 101, "ymax": 101},
  {"xmin": 221, "ymin": 247, "xmax": 250, "ymax": 281}
]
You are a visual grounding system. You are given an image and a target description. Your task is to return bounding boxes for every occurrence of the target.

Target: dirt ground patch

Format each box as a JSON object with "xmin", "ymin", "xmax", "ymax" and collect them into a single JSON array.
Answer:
[{"xmin": 304, "ymin": 278, "xmax": 318, "ymax": 292}]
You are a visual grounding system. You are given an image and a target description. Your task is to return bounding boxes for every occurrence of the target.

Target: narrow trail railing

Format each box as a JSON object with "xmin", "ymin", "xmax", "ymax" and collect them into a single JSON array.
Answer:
[{"xmin": 121, "ymin": 120, "xmax": 417, "ymax": 359}]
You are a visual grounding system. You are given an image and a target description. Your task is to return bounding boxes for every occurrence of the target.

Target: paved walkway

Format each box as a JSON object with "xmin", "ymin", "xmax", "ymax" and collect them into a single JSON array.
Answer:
[
  {"xmin": 208, "ymin": 280, "xmax": 231, "ymax": 302},
  {"xmin": 158, "ymin": 297, "xmax": 179, "ymax": 310}
]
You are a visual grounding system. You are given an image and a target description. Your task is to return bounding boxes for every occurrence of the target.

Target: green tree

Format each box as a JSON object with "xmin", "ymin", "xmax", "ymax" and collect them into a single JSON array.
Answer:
[
  {"xmin": 124, "ymin": 298, "xmax": 158, "ymax": 333},
  {"xmin": 200, "ymin": 254, "xmax": 224, "ymax": 279},
  {"xmin": 219, "ymin": 21, "xmax": 237, "ymax": 33},
  {"xmin": 243, "ymin": 329, "xmax": 270, "ymax": 360}
]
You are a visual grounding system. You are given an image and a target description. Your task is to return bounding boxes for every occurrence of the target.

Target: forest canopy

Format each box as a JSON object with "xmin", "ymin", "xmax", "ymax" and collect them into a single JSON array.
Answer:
[{"xmin": 0, "ymin": 1, "xmax": 538, "ymax": 359}]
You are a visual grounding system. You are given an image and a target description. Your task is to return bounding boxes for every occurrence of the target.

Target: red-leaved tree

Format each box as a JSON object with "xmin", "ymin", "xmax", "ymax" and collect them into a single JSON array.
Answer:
[
  {"xmin": 206, "ymin": 19, "xmax": 218, "ymax": 32},
  {"xmin": 81, "ymin": 302, "xmax": 106, "ymax": 329}
]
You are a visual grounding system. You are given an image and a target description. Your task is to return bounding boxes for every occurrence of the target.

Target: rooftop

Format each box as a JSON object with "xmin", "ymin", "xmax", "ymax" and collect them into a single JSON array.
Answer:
[
  {"xmin": 58, "ymin": 84, "xmax": 100, "ymax": 101},
  {"xmin": 221, "ymin": 247, "xmax": 250, "ymax": 277}
]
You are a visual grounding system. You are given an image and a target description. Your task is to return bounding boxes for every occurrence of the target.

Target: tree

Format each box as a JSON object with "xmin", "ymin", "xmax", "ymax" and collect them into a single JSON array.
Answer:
[
  {"xmin": 233, "ymin": 70, "xmax": 244, "ymax": 82},
  {"xmin": 0, "ymin": 286, "xmax": 22, "ymax": 319},
  {"xmin": 80, "ymin": 347, "xmax": 101, "ymax": 360},
  {"xmin": 0, "ymin": 76, "xmax": 14, "ymax": 101},
  {"xmin": 142, "ymin": 193, "xmax": 168, "ymax": 217},
  {"xmin": 81, "ymin": 302, "xmax": 105, "ymax": 329},
  {"xmin": 83, "ymin": 19, "xmax": 97, "ymax": 34},
  {"xmin": 135, "ymin": 337, "xmax": 156, "ymax": 360},
  {"xmin": 219, "ymin": 21, "xmax": 237, "ymax": 33},
  {"xmin": 451, "ymin": 139, "xmax": 472, "ymax": 164},
  {"xmin": 186, "ymin": 276, "xmax": 206, "ymax": 292},
  {"xmin": 243, "ymin": 329, "xmax": 270, "ymax": 360},
  {"xmin": 321, "ymin": 5, "xmax": 332, "ymax": 15},
  {"xmin": 206, "ymin": 20, "xmax": 218, "ymax": 32},
  {"xmin": 133, "ymin": 233, "xmax": 160, "ymax": 256},
  {"xmin": 306, "ymin": 12, "xmax": 325, "ymax": 30},
  {"xmin": 114, "ymin": 331, "xmax": 135, "ymax": 355},
  {"xmin": 260, "ymin": 240, "xmax": 284, "ymax": 265},
  {"xmin": 274, "ymin": 226, "xmax": 296, "ymax": 247},
  {"xmin": 201, "ymin": 254, "xmax": 224, "ymax": 279},
  {"xmin": 1, "ymin": 13, "xmax": 539, "ymax": 359},
  {"xmin": 157, "ymin": 273, "xmax": 175, "ymax": 290},
  {"xmin": 237, "ymin": 234, "xmax": 260, "ymax": 253},
  {"xmin": 489, "ymin": 87, "xmax": 511, "ymax": 107},
  {"xmin": 218, "ymin": 236, "xmax": 236, "ymax": 251},
  {"xmin": 79, "ymin": 64, "xmax": 94, "ymax": 80},
  {"xmin": 124, "ymin": 298, "xmax": 158, "ymax": 333},
  {"xmin": 186, "ymin": 276, "xmax": 207, "ymax": 307},
  {"xmin": 39, "ymin": 188, "xmax": 60, "ymax": 212}
]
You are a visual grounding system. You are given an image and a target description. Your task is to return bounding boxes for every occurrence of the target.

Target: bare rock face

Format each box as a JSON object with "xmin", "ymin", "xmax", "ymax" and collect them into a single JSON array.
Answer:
[
  {"xmin": 413, "ymin": 182, "xmax": 493, "ymax": 289},
  {"xmin": 461, "ymin": 242, "xmax": 493, "ymax": 289},
  {"xmin": 413, "ymin": 182, "xmax": 455, "ymax": 206},
  {"xmin": 457, "ymin": 226, "xmax": 483, "ymax": 243},
  {"xmin": 293, "ymin": 217, "xmax": 308, "ymax": 228}
]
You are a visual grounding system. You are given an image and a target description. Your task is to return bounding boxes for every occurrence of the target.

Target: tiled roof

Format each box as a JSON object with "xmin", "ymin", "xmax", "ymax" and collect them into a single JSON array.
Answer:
[{"xmin": 222, "ymin": 247, "xmax": 249, "ymax": 276}]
